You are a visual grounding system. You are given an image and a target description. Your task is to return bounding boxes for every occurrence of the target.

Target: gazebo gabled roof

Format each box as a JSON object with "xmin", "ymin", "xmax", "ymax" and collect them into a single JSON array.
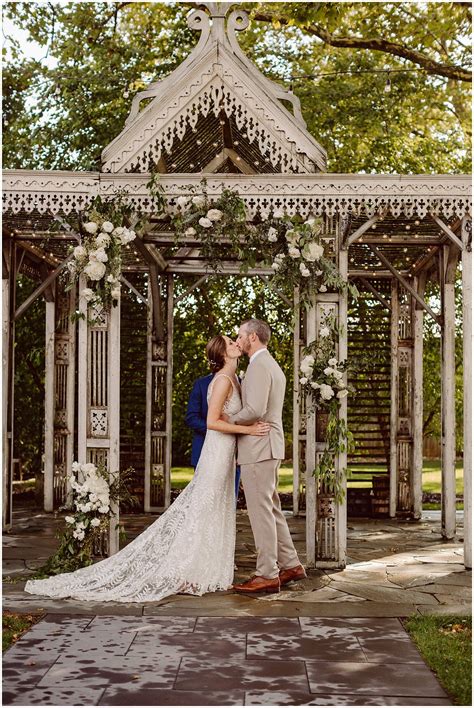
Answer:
[{"xmin": 101, "ymin": 2, "xmax": 327, "ymax": 175}]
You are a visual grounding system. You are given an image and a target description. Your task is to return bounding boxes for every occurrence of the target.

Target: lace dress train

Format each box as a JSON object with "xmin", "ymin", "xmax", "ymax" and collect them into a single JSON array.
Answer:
[{"xmin": 24, "ymin": 380, "xmax": 239, "ymax": 603}]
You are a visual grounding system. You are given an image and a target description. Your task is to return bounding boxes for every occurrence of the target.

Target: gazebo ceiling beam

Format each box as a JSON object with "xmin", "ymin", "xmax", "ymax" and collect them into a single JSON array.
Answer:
[
  {"xmin": 133, "ymin": 235, "xmax": 168, "ymax": 271},
  {"xmin": 369, "ymin": 245, "xmax": 441, "ymax": 325},
  {"xmin": 429, "ymin": 213, "xmax": 463, "ymax": 250},
  {"xmin": 356, "ymin": 277, "xmax": 392, "ymax": 311},
  {"xmin": 412, "ymin": 246, "xmax": 440, "ymax": 275},
  {"xmin": 344, "ymin": 214, "xmax": 384, "ymax": 249},
  {"xmin": 173, "ymin": 274, "xmax": 212, "ymax": 306},
  {"xmin": 13, "ymin": 253, "xmax": 73, "ymax": 322},
  {"xmin": 120, "ymin": 275, "xmax": 148, "ymax": 306},
  {"xmin": 17, "ymin": 240, "xmax": 58, "ymax": 268}
]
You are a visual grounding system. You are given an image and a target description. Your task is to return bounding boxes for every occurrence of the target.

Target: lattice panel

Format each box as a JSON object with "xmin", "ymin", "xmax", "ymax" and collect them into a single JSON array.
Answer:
[{"xmin": 89, "ymin": 330, "xmax": 108, "ymax": 407}]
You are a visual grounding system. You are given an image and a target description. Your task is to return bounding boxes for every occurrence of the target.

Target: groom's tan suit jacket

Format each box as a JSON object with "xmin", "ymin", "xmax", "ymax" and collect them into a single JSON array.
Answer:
[{"xmin": 229, "ymin": 349, "xmax": 286, "ymax": 464}]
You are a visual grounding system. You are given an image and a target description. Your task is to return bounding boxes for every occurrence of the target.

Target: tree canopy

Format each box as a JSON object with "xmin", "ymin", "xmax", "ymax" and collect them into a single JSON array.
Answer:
[{"xmin": 2, "ymin": 1, "xmax": 471, "ymax": 173}]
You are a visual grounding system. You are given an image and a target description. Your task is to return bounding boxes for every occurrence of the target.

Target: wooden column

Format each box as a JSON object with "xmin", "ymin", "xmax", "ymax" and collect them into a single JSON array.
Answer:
[
  {"xmin": 2, "ymin": 243, "xmax": 14, "ymax": 529},
  {"xmin": 389, "ymin": 279, "xmax": 399, "ymax": 517},
  {"xmin": 77, "ymin": 274, "xmax": 121, "ymax": 555},
  {"xmin": 336, "ymin": 248, "xmax": 348, "ymax": 565},
  {"xmin": 144, "ymin": 273, "xmax": 173, "ymax": 512},
  {"xmin": 461, "ymin": 217, "xmax": 472, "ymax": 568},
  {"xmin": 292, "ymin": 286, "xmax": 301, "ymax": 516},
  {"xmin": 411, "ymin": 275, "xmax": 425, "ymax": 520},
  {"xmin": 305, "ymin": 293, "xmax": 317, "ymax": 567},
  {"xmin": 44, "ymin": 289, "xmax": 56, "ymax": 512},
  {"xmin": 440, "ymin": 246, "xmax": 458, "ymax": 540}
]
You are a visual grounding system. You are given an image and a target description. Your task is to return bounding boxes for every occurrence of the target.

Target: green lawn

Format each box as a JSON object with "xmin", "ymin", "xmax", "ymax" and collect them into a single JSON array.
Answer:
[
  {"xmin": 405, "ymin": 615, "xmax": 472, "ymax": 705},
  {"xmin": 2, "ymin": 613, "xmax": 43, "ymax": 652},
  {"xmin": 172, "ymin": 459, "xmax": 464, "ymax": 498}
]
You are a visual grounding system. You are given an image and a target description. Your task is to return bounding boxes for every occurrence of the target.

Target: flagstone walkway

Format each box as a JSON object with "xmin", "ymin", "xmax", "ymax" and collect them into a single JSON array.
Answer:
[{"xmin": 2, "ymin": 506, "xmax": 470, "ymax": 705}]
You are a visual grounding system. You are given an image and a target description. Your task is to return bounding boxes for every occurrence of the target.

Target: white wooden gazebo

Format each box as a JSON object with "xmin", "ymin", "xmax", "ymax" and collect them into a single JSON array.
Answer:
[{"xmin": 3, "ymin": 3, "xmax": 472, "ymax": 569}]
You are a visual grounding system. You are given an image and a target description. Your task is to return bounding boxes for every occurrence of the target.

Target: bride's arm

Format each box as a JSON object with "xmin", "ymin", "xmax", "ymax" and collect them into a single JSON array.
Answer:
[{"xmin": 207, "ymin": 377, "xmax": 269, "ymax": 436}]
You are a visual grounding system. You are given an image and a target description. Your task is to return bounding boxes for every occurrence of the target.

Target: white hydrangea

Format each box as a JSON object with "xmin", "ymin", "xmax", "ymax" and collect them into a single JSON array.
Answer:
[
  {"xmin": 98, "ymin": 505, "xmax": 110, "ymax": 514},
  {"xmin": 310, "ymin": 382, "xmax": 319, "ymax": 389},
  {"xmin": 91, "ymin": 518, "xmax": 101, "ymax": 527},
  {"xmin": 303, "ymin": 242, "xmax": 324, "ymax": 262},
  {"xmin": 84, "ymin": 260, "xmax": 106, "ymax": 281},
  {"xmin": 95, "ymin": 234, "xmax": 110, "ymax": 248},
  {"xmin": 90, "ymin": 248, "xmax": 108, "ymax": 263},
  {"xmin": 112, "ymin": 226, "xmax": 124, "ymax": 236},
  {"xmin": 73, "ymin": 246, "xmax": 87, "ymax": 260},
  {"xmin": 267, "ymin": 227, "xmax": 278, "ymax": 242},
  {"xmin": 185, "ymin": 227, "xmax": 197, "ymax": 236},
  {"xmin": 101, "ymin": 221, "xmax": 114, "ymax": 233},
  {"xmin": 206, "ymin": 208, "xmax": 223, "ymax": 222},
  {"xmin": 84, "ymin": 222, "xmax": 98, "ymax": 234},
  {"xmin": 192, "ymin": 195, "xmax": 206, "ymax": 208},
  {"xmin": 320, "ymin": 384, "xmax": 335, "ymax": 400},
  {"xmin": 299, "ymin": 377, "xmax": 308, "ymax": 385},
  {"xmin": 80, "ymin": 288, "xmax": 94, "ymax": 302},
  {"xmin": 319, "ymin": 326, "xmax": 330, "ymax": 338},
  {"xmin": 176, "ymin": 196, "xmax": 189, "ymax": 208},
  {"xmin": 288, "ymin": 246, "xmax": 300, "ymax": 259}
]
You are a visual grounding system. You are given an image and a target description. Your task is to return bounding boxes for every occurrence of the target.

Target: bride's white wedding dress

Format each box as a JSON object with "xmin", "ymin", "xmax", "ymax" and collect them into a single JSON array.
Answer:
[{"xmin": 24, "ymin": 375, "xmax": 240, "ymax": 603}]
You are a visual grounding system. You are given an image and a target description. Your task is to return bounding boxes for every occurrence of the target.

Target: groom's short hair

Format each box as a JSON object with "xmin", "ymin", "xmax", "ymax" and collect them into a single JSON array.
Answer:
[{"xmin": 242, "ymin": 319, "xmax": 271, "ymax": 345}]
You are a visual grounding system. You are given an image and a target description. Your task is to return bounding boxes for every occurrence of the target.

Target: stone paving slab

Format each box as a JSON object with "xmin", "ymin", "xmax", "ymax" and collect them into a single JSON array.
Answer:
[{"xmin": 2, "ymin": 615, "xmax": 453, "ymax": 706}]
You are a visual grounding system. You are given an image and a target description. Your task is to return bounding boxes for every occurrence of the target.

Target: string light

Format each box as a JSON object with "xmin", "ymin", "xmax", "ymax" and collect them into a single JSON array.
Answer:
[{"xmin": 384, "ymin": 74, "xmax": 391, "ymax": 93}]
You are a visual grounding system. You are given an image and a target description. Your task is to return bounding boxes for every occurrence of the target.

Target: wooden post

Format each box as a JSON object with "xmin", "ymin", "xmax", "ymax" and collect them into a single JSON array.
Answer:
[
  {"xmin": 108, "ymin": 295, "xmax": 121, "ymax": 555},
  {"xmin": 65, "ymin": 286, "xmax": 77, "ymax": 508},
  {"xmin": 292, "ymin": 286, "xmax": 301, "ymax": 516},
  {"xmin": 2, "ymin": 251, "xmax": 13, "ymax": 529},
  {"xmin": 305, "ymin": 293, "xmax": 317, "ymax": 567},
  {"xmin": 165, "ymin": 274, "xmax": 174, "ymax": 509},
  {"xmin": 440, "ymin": 246, "xmax": 457, "ymax": 540},
  {"xmin": 144, "ymin": 279, "xmax": 153, "ymax": 513},
  {"xmin": 412, "ymin": 275, "xmax": 424, "ymax": 520},
  {"xmin": 461, "ymin": 217, "xmax": 472, "ymax": 568},
  {"xmin": 77, "ymin": 274, "xmax": 88, "ymax": 465},
  {"xmin": 336, "ymin": 249, "xmax": 348, "ymax": 566},
  {"xmin": 389, "ymin": 279, "xmax": 399, "ymax": 517},
  {"xmin": 44, "ymin": 290, "xmax": 56, "ymax": 512}
]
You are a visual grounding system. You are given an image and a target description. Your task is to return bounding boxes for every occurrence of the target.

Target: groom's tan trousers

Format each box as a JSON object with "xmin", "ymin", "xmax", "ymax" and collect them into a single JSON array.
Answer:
[{"xmin": 240, "ymin": 458, "xmax": 300, "ymax": 579}]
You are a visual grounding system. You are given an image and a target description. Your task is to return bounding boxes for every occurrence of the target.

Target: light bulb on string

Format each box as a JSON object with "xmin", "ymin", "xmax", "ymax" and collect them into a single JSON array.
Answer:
[{"xmin": 384, "ymin": 74, "xmax": 391, "ymax": 93}]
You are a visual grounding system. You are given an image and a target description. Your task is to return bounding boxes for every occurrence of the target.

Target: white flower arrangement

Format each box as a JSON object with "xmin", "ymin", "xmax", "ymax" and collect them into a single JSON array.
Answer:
[{"xmin": 67, "ymin": 199, "xmax": 137, "ymax": 325}]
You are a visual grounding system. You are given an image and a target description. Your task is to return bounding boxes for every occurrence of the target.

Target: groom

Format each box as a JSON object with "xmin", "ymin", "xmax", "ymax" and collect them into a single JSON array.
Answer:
[{"xmin": 226, "ymin": 318, "xmax": 306, "ymax": 594}]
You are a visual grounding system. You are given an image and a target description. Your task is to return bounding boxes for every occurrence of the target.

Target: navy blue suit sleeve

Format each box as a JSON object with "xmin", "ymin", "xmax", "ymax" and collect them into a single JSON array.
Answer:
[{"xmin": 185, "ymin": 380, "xmax": 208, "ymax": 435}]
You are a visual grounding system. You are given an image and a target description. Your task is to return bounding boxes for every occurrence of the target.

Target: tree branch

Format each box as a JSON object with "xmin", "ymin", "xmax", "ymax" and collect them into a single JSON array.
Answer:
[{"xmin": 253, "ymin": 12, "xmax": 472, "ymax": 82}]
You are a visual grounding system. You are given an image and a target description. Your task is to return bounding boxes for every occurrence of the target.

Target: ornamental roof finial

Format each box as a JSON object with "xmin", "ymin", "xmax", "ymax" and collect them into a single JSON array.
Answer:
[{"xmin": 188, "ymin": 2, "xmax": 248, "ymax": 42}]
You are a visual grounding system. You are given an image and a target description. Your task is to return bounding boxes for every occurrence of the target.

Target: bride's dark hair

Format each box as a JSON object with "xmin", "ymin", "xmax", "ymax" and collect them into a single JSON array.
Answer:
[{"xmin": 206, "ymin": 335, "xmax": 227, "ymax": 374}]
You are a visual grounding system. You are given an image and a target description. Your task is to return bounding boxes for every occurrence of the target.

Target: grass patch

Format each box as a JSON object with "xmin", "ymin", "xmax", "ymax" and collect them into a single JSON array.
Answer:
[
  {"xmin": 2, "ymin": 612, "xmax": 43, "ymax": 652},
  {"xmin": 404, "ymin": 615, "xmax": 472, "ymax": 706}
]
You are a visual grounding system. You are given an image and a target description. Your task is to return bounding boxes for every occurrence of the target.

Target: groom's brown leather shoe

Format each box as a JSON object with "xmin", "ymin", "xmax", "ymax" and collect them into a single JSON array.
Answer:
[
  {"xmin": 279, "ymin": 564, "xmax": 307, "ymax": 587},
  {"xmin": 233, "ymin": 576, "xmax": 280, "ymax": 594}
]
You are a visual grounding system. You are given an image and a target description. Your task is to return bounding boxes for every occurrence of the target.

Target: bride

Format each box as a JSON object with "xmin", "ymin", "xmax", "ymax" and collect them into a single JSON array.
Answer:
[{"xmin": 24, "ymin": 335, "xmax": 269, "ymax": 603}]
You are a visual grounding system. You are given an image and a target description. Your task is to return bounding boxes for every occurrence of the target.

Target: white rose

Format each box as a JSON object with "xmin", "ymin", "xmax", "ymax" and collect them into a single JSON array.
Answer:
[
  {"xmin": 98, "ymin": 505, "xmax": 110, "ymax": 514},
  {"xmin": 65, "ymin": 516, "xmax": 75, "ymax": 524},
  {"xmin": 299, "ymin": 377, "xmax": 308, "ymax": 385},
  {"xmin": 111, "ymin": 287, "xmax": 121, "ymax": 300},
  {"xmin": 192, "ymin": 195, "xmax": 206, "ymax": 208},
  {"xmin": 328, "ymin": 358, "xmax": 338, "ymax": 366},
  {"xmin": 206, "ymin": 208, "xmax": 223, "ymax": 222},
  {"xmin": 113, "ymin": 226, "xmax": 124, "ymax": 236},
  {"xmin": 320, "ymin": 384, "xmax": 335, "ymax": 400},
  {"xmin": 267, "ymin": 227, "xmax": 278, "ymax": 242},
  {"xmin": 89, "ymin": 493, "xmax": 98, "ymax": 502},
  {"xmin": 82, "ymin": 463, "xmax": 96, "ymax": 475},
  {"xmin": 84, "ymin": 261, "xmax": 106, "ymax": 281},
  {"xmin": 272, "ymin": 209, "xmax": 285, "ymax": 218},
  {"xmin": 271, "ymin": 262, "xmax": 281, "ymax": 271},
  {"xmin": 185, "ymin": 227, "xmax": 196, "ymax": 236},
  {"xmin": 73, "ymin": 246, "xmax": 87, "ymax": 260},
  {"xmin": 304, "ymin": 218, "xmax": 316, "ymax": 227},
  {"xmin": 91, "ymin": 518, "xmax": 101, "ymax": 527},
  {"xmin": 176, "ymin": 196, "xmax": 189, "ymax": 208},
  {"xmin": 106, "ymin": 274, "xmax": 117, "ymax": 283},
  {"xmin": 310, "ymin": 382, "xmax": 319, "ymax": 389},
  {"xmin": 73, "ymin": 530, "xmax": 85, "ymax": 541},
  {"xmin": 126, "ymin": 229, "xmax": 136, "ymax": 242},
  {"xmin": 299, "ymin": 263, "xmax": 310, "ymax": 277},
  {"xmin": 337, "ymin": 389, "xmax": 349, "ymax": 398},
  {"xmin": 337, "ymin": 379, "xmax": 346, "ymax": 389},
  {"xmin": 95, "ymin": 234, "xmax": 110, "ymax": 248},
  {"xmin": 315, "ymin": 270, "xmax": 323, "ymax": 276},
  {"xmin": 275, "ymin": 253, "xmax": 285, "ymax": 261},
  {"xmin": 285, "ymin": 230, "xmax": 298, "ymax": 245},
  {"xmin": 198, "ymin": 217, "xmax": 213, "ymax": 228},
  {"xmin": 80, "ymin": 288, "xmax": 95, "ymax": 303},
  {"xmin": 90, "ymin": 248, "xmax": 108, "ymax": 263},
  {"xmin": 288, "ymin": 246, "xmax": 300, "ymax": 259},
  {"xmin": 324, "ymin": 367, "xmax": 334, "ymax": 376},
  {"xmin": 84, "ymin": 222, "xmax": 98, "ymax": 234},
  {"xmin": 319, "ymin": 284, "xmax": 328, "ymax": 292},
  {"xmin": 320, "ymin": 327, "xmax": 330, "ymax": 338},
  {"xmin": 301, "ymin": 355, "xmax": 315, "ymax": 367},
  {"xmin": 101, "ymin": 221, "xmax": 114, "ymax": 233},
  {"xmin": 334, "ymin": 370, "xmax": 343, "ymax": 380},
  {"xmin": 303, "ymin": 242, "xmax": 324, "ymax": 262}
]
